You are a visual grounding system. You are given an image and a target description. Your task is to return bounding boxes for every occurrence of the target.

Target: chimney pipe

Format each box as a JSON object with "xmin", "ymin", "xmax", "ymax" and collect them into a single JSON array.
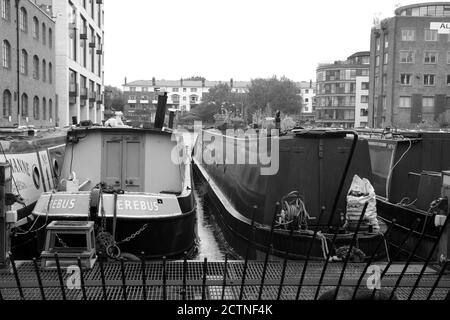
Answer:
[
  {"xmin": 124, "ymin": 77, "xmax": 127, "ymax": 85},
  {"xmin": 154, "ymin": 92, "xmax": 168, "ymax": 129}
]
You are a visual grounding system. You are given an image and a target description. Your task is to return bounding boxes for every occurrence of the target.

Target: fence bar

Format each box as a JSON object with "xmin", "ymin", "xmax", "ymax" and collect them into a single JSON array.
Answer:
[
  {"xmin": 258, "ymin": 203, "xmax": 279, "ymax": 300},
  {"xmin": 296, "ymin": 206, "xmax": 326, "ymax": 300},
  {"xmin": 8, "ymin": 252, "xmax": 24, "ymax": 300},
  {"xmin": 408, "ymin": 213, "xmax": 450, "ymax": 300},
  {"xmin": 239, "ymin": 206, "xmax": 257, "ymax": 300},
  {"xmin": 32, "ymin": 258, "xmax": 46, "ymax": 301},
  {"xmin": 54, "ymin": 254, "xmax": 66, "ymax": 301},
  {"xmin": 120, "ymin": 258, "xmax": 127, "ymax": 301},
  {"xmin": 202, "ymin": 258, "xmax": 208, "ymax": 300},
  {"xmin": 140, "ymin": 252, "xmax": 147, "ymax": 301},
  {"xmin": 77, "ymin": 257, "xmax": 87, "ymax": 301},
  {"xmin": 258, "ymin": 244, "xmax": 273, "ymax": 300},
  {"xmin": 426, "ymin": 261, "xmax": 449, "ymax": 301},
  {"xmin": 388, "ymin": 223, "xmax": 433, "ymax": 300},
  {"xmin": 351, "ymin": 219, "xmax": 396, "ymax": 300},
  {"xmin": 370, "ymin": 218, "xmax": 421, "ymax": 299},
  {"xmin": 221, "ymin": 254, "xmax": 228, "ymax": 300},
  {"xmin": 98, "ymin": 254, "xmax": 108, "ymax": 301},
  {"xmin": 333, "ymin": 202, "xmax": 368, "ymax": 300},
  {"xmin": 277, "ymin": 228, "xmax": 295, "ymax": 300},
  {"xmin": 182, "ymin": 252, "xmax": 187, "ymax": 301},
  {"xmin": 162, "ymin": 257, "xmax": 167, "ymax": 301}
]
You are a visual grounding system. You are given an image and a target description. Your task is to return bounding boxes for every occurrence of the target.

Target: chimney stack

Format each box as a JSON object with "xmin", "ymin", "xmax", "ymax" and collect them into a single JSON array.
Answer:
[
  {"xmin": 152, "ymin": 77, "xmax": 156, "ymax": 86},
  {"xmin": 230, "ymin": 78, "xmax": 234, "ymax": 88},
  {"xmin": 124, "ymin": 77, "xmax": 127, "ymax": 85},
  {"xmin": 310, "ymin": 80, "xmax": 312, "ymax": 89},
  {"xmin": 180, "ymin": 78, "xmax": 184, "ymax": 87}
]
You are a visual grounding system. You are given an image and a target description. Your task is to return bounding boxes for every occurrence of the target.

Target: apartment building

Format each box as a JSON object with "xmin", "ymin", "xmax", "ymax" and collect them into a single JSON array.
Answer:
[
  {"xmin": 316, "ymin": 51, "xmax": 370, "ymax": 128},
  {"xmin": 36, "ymin": 0, "xmax": 104, "ymax": 126}
]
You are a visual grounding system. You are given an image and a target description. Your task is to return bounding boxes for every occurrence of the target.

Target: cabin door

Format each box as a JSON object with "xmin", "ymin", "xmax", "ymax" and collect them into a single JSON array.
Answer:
[
  {"xmin": 122, "ymin": 135, "xmax": 144, "ymax": 192},
  {"xmin": 102, "ymin": 135, "xmax": 144, "ymax": 192}
]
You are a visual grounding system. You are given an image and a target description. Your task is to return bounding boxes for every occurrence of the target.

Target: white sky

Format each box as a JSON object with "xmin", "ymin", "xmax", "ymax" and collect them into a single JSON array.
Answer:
[{"xmin": 104, "ymin": 0, "xmax": 435, "ymax": 88}]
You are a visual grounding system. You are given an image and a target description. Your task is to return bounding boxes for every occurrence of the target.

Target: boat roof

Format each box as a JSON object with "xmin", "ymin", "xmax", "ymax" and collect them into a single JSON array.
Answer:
[{"xmin": 67, "ymin": 126, "xmax": 174, "ymax": 137}]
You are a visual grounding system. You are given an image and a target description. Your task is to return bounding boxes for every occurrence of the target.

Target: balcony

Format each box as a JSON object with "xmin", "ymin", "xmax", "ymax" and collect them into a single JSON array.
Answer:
[
  {"xmin": 89, "ymin": 40, "xmax": 96, "ymax": 48},
  {"xmin": 89, "ymin": 91, "xmax": 96, "ymax": 101},
  {"xmin": 80, "ymin": 87, "xmax": 88, "ymax": 99},
  {"xmin": 140, "ymin": 99, "xmax": 149, "ymax": 104},
  {"xmin": 96, "ymin": 93, "xmax": 103, "ymax": 103},
  {"xmin": 80, "ymin": 28, "xmax": 88, "ymax": 40},
  {"xmin": 69, "ymin": 84, "xmax": 78, "ymax": 97},
  {"xmin": 128, "ymin": 99, "xmax": 137, "ymax": 104},
  {"xmin": 96, "ymin": 0, "xmax": 103, "ymax": 3},
  {"xmin": 96, "ymin": 45, "xmax": 103, "ymax": 55}
]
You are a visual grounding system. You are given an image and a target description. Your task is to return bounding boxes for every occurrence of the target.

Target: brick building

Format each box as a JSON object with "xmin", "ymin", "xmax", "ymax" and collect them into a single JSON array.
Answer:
[
  {"xmin": 369, "ymin": 2, "xmax": 450, "ymax": 128},
  {"xmin": 1, "ymin": 0, "xmax": 56, "ymax": 127}
]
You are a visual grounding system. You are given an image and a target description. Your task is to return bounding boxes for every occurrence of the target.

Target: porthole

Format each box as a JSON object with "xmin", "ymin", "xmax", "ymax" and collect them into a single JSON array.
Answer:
[{"xmin": 32, "ymin": 165, "xmax": 41, "ymax": 189}]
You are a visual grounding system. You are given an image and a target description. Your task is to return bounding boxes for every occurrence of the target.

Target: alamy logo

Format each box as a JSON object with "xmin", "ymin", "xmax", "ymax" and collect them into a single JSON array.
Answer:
[
  {"xmin": 171, "ymin": 121, "xmax": 280, "ymax": 176},
  {"xmin": 66, "ymin": 265, "xmax": 81, "ymax": 290},
  {"xmin": 366, "ymin": 265, "xmax": 382, "ymax": 290}
]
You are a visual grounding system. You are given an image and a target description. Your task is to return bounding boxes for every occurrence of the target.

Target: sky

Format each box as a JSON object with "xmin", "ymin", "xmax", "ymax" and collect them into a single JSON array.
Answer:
[{"xmin": 104, "ymin": 0, "xmax": 435, "ymax": 88}]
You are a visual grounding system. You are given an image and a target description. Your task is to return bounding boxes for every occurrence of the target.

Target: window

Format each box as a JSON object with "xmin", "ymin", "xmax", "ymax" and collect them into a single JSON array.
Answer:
[
  {"xmin": 42, "ymin": 23, "xmax": 46, "ymax": 45},
  {"xmin": 2, "ymin": 40, "xmax": 11, "ymax": 69},
  {"xmin": 142, "ymin": 87, "xmax": 148, "ymax": 92},
  {"xmin": 424, "ymin": 51, "xmax": 438, "ymax": 64},
  {"xmin": 383, "ymin": 53, "xmax": 388, "ymax": 64},
  {"xmin": 21, "ymin": 93, "xmax": 28, "ymax": 117},
  {"xmin": 447, "ymin": 75, "xmax": 450, "ymax": 85},
  {"xmin": 42, "ymin": 60, "xmax": 46, "ymax": 82},
  {"xmin": 190, "ymin": 88, "xmax": 197, "ymax": 92},
  {"xmin": 33, "ymin": 96, "xmax": 39, "ymax": 120},
  {"xmin": 183, "ymin": 97, "xmax": 186, "ymax": 101},
  {"xmin": 375, "ymin": 55, "xmax": 380, "ymax": 66},
  {"xmin": 49, "ymin": 99, "xmax": 52, "ymax": 121},
  {"xmin": 400, "ymin": 51, "xmax": 414, "ymax": 63},
  {"xmin": 447, "ymin": 52, "xmax": 450, "ymax": 64},
  {"xmin": 361, "ymin": 82, "xmax": 369, "ymax": 90},
  {"xmin": 33, "ymin": 55, "xmax": 39, "ymax": 79},
  {"xmin": 425, "ymin": 29, "xmax": 438, "ymax": 41},
  {"xmin": 360, "ymin": 109, "xmax": 368, "ymax": 117},
  {"xmin": 399, "ymin": 96, "xmax": 411, "ymax": 108},
  {"xmin": 49, "ymin": 28, "xmax": 52, "ymax": 48},
  {"xmin": 173, "ymin": 88, "xmax": 179, "ymax": 92},
  {"xmin": 19, "ymin": 7, "xmax": 27, "ymax": 32},
  {"xmin": 1, "ymin": 0, "xmax": 10, "ymax": 21},
  {"xmin": 384, "ymin": 37, "xmax": 389, "ymax": 48},
  {"xmin": 183, "ymin": 88, "xmax": 187, "ymax": 93},
  {"xmin": 129, "ymin": 95, "xmax": 136, "ymax": 100},
  {"xmin": 376, "ymin": 37, "xmax": 380, "ymax": 51},
  {"xmin": 424, "ymin": 74, "xmax": 435, "ymax": 86},
  {"xmin": 361, "ymin": 96, "xmax": 369, "ymax": 103},
  {"xmin": 20, "ymin": 49, "xmax": 28, "ymax": 75},
  {"xmin": 422, "ymin": 97, "xmax": 435, "ymax": 113},
  {"xmin": 48, "ymin": 63, "xmax": 52, "ymax": 84},
  {"xmin": 32, "ymin": 16, "xmax": 39, "ymax": 39},
  {"xmin": 2, "ymin": 89, "xmax": 11, "ymax": 118},
  {"xmin": 401, "ymin": 29, "xmax": 415, "ymax": 41},
  {"xmin": 42, "ymin": 98, "xmax": 46, "ymax": 120},
  {"xmin": 400, "ymin": 74, "xmax": 412, "ymax": 85}
]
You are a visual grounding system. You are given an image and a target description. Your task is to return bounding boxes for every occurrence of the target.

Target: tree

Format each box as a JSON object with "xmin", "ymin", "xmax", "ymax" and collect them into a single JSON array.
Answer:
[
  {"xmin": 183, "ymin": 83, "xmax": 247, "ymax": 123},
  {"xmin": 247, "ymin": 76, "xmax": 303, "ymax": 117},
  {"xmin": 104, "ymin": 85, "xmax": 125, "ymax": 112}
]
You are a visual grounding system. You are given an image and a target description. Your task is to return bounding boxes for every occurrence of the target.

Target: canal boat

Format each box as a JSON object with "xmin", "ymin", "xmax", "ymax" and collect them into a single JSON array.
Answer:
[
  {"xmin": 31, "ymin": 123, "xmax": 196, "ymax": 259},
  {"xmin": 193, "ymin": 128, "xmax": 388, "ymax": 260},
  {"xmin": 0, "ymin": 127, "xmax": 66, "ymax": 258},
  {"xmin": 360, "ymin": 129, "xmax": 450, "ymax": 261}
]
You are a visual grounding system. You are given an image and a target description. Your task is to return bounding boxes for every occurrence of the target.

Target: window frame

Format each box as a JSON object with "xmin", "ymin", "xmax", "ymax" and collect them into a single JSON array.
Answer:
[{"xmin": 423, "ymin": 74, "xmax": 436, "ymax": 86}]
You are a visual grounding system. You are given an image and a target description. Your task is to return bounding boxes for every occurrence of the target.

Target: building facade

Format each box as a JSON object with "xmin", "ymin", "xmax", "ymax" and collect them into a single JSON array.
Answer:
[
  {"xmin": 122, "ymin": 78, "xmax": 250, "ymax": 124},
  {"xmin": 369, "ymin": 2, "xmax": 450, "ymax": 128},
  {"xmin": 37, "ymin": 0, "xmax": 104, "ymax": 127},
  {"xmin": 296, "ymin": 80, "xmax": 316, "ymax": 122},
  {"xmin": 316, "ymin": 52, "xmax": 370, "ymax": 128},
  {"xmin": 1, "ymin": 0, "xmax": 56, "ymax": 127}
]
